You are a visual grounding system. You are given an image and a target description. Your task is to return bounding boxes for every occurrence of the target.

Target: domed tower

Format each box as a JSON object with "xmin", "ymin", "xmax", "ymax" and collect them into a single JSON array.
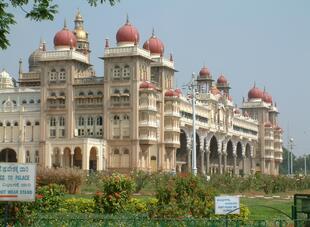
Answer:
[
  {"xmin": 54, "ymin": 20, "xmax": 77, "ymax": 50},
  {"xmin": 197, "ymin": 66, "xmax": 213, "ymax": 93},
  {"xmin": 0, "ymin": 69, "xmax": 14, "ymax": 88},
  {"xmin": 73, "ymin": 10, "xmax": 90, "ymax": 55},
  {"xmin": 28, "ymin": 40, "xmax": 45, "ymax": 72},
  {"xmin": 216, "ymin": 74, "xmax": 230, "ymax": 95},
  {"xmin": 116, "ymin": 15, "xmax": 140, "ymax": 47}
]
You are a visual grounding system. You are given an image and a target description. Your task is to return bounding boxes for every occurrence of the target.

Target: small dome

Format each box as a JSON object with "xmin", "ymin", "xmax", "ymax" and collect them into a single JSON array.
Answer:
[
  {"xmin": 0, "ymin": 69, "xmax": 14, "ymax": 88},
  {"xmin": 28, "ymin": 45, "xmax": 44, "ymax": 72},
  {"xmin": 175, "ymin": 88, "xmax": 182, "ymax": 95},
  {"xmin": 140, "ymin": 81, "xmax": 155, "ymax": 89},
  {"xmin": 116, "ymin": 17, "xmax": 139, "ymax": 45},
  {"xmin": 199, "ymin": 66, "xmax": 211, "ymax": 78},
  {"xmin": 165, "ymin": 89, "xmax": 179, "ymax": 97},
  {"xmin": 75, "ymin": 29, "xmax": 87, "ymax": 40},
  {"xmin": 217, "ymin": 74, "xmax": 228, "ymax": 84},
  {"xmin": 234, "ymin": 108, "xmax": 240, "ymax": 114},
  {"xmin": 264, "ymin": 122, "xmax": 272, "ymax": 128},
  {"xmin": 143, "ymin": 30, "xmax": 164, "ymax": 55},
  {"xmin": 248, "ymin": 85, "xmax": 263, "ymax": 100},
  {"xmin": 263, "ymin": 91, "xmax": 273, "ymax": 103},
  {"xmin": 54, "ymin": 23, "xmax": 77, "ymax": 48},
  {"xmin": 210, "ymin": 86, "xmax": 221, "ymax": 95}
]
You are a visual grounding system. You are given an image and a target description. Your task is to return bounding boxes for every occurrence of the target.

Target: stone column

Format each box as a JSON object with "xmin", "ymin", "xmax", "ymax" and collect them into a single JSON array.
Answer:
[
  {"xmin": 223, "ymin": 153, "xmax": 227, "ymax": 173},
  {"xmin": 233, "ymin": 154, "xmax": 237, "ymax": 175},
  {"xmin": 187, "ymin": 148, "xmax": 191, "ymax": 172},
  {"xmin": 205, "ymin": 150, "xmax": 210, "ymax": 174},
  {"xmin": 201, "ymin": 150, "xmax": 205, "ymax": 175},
  {"xmin": 241, "ymin": 144, "xmax": 246, "ymax": 176},
  {"xmin": 70, "ymin": 150, "xmax": 74, "ymax": 167},
  {"xmin": 217, "ymin": 141, "xmax": 222, "ymax": 174},
  {"xmin": 60, "ymin": 150, "xmax": 64, "ymax": 168}
]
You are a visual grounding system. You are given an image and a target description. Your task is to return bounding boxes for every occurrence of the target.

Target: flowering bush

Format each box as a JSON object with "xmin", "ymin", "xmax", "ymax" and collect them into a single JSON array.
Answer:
[{"xmin": 94, "ymin": 173, "xmax": 136, "ymax": 213}]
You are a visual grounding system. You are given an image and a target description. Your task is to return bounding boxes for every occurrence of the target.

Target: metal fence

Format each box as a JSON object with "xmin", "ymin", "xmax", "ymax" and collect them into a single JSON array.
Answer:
[{"xmin": 1, "ymin": 214, "xmax": 310, "ymax": 227}]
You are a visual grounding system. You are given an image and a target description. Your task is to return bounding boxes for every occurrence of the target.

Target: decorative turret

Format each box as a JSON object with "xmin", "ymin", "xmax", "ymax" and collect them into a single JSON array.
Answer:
[
  {"xmin": 116, "ymin": 15, "xmax": 140, "ymax": 47},
  {"xmin": 73, "ymin": 9, "xmax": 90, "ymax": 55}
]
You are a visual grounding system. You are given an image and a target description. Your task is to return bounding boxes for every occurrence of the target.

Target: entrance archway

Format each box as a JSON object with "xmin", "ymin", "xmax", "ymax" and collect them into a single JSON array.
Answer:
[
  {"xmin": 226, "ymin": 140, "xmax": 234, "ymax": 174},
  {"xmin": 52, "ymin": 148, "xmax": 61, "ymax": 168},
  {"xmin": 244, "ymin": 144, "xmax": 252, "ymax": 175},
  {"xmin": 73, "ymin": 147, "xmax": 82, "ymax": 169},
  {"xmin": 236, "ymin": 142, "xmax": 243, "ymax": 176},
  {"xmin": 209, "ymin": 136, "xmax": 219, "ymax": 174},
  {"xmin": 0, "ymin": 148, "xmax": 17, "ymax": 162},
  {"xmin": 63, "ymin": 147, "xmax": 71, "ymax": 168},
  {"xmin": 176, "ymin": 130, "xmax": 188, "ymax": 172},
  {"xmin": 89, "ymin": 147, "xmax": 97, "ymax": 171}
]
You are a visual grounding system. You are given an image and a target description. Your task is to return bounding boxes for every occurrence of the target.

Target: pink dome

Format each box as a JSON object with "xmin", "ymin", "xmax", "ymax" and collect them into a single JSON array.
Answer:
[
  {"xmin": 217, "ymin": 74, "xmax": 228, "ymax": 84},
  {"xmin": 140, "ymin": 81, "xmax": 155, "ymax": 89},
  {"xmin": 143, "ymin": 32, "xmax": 164, "ymax": 55},
  {"xmin": 264, "ymin": 122, "xmax": 272, "ymax": 128},
  {"xmin": 263, "ymin": 92, "xmax": 273, "ymax": 103},
  {"xmin": 54, "ymin": 26, "xmax": 77, "ymax": 48},
  {"xmin": 248, "ymin": 85, "xmax": 263, "ymax": 99},
  {"xmin": 175, "ymin": 88, "xmax": 182, "ymax": 95},
  {"xmin": 165, "ymin": 89, "xmax": 179, "ymax": 97},
  {"xmin": 116, "ymin": 18, "xmax": 139, "ymax": 44},
  {"xmin": 199, "ymin": 66, "xmax": 211, "ymax": 78}
]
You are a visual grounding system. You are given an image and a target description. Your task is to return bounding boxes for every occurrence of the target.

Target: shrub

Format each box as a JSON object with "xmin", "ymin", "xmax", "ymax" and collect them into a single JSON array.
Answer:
[
  {"xmin": 59, "ymin": 198, "xmax": 95, "ymax": 213},
  {"xmin": 94, "ymin": 173, "xmax": 136, "ymax": 213},
  {"xmin": 37, "ymin": 167, "xmax": 85, "ymax": 194},
  {"xmin": 125, "ymin": 197, "xmax": 158, "ymax": 214},
  {"xmin": 131, "ymin": 170, "xmax": 151, "ymax": 193}
]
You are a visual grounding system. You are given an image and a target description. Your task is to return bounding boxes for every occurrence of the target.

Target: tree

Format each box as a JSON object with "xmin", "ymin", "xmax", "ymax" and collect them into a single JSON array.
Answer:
[
  {"xmin": 0, "ymin": 0, "xmax": 119, "ymax": 49},
  {"xmin": 280, "ymin": 146, "xmax": 310, "ymax": 175}
]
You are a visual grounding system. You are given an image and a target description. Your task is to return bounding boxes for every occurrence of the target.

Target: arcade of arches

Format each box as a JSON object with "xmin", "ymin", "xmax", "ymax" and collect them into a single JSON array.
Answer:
[{"xmin": 176, "ymin": 131, "xmax": 255, "ymax": 176}]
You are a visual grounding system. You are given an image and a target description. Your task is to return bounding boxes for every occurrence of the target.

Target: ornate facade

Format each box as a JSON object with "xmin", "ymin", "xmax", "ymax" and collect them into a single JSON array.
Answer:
[{"xmin": 0, "ymin": 12, "xmax": 283, "ymax": 175}]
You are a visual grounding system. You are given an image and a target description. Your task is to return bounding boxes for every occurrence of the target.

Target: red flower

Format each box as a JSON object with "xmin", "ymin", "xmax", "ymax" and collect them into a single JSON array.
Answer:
[
  {"xmin": 36, "ymin": 194, "xmax": 44, "ymax": 199},
  {"xmin": 114, "ymin": 192, "xmax": 120, "ymax": 199},
  {"xmin": 95, "ymin": 191, "xmax": 103, "ymax": 196}
]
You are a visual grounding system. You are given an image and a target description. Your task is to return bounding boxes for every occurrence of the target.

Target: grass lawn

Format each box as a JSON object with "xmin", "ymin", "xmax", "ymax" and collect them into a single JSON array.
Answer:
[{"xmin": 241, "ymin": 197, "xmax": 293, "ymax": 220}]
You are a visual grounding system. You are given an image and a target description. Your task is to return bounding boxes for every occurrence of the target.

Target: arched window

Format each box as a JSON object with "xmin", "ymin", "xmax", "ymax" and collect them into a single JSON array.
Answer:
[
  {"xmin": 14, "ymin": 122, "xmax": 18, "ymax": 126},
  {"xmin": 59, "ymin": 92, "xmax": 65, "ymax": 97},
  {"xmin": 51, "ymin": 92, "xmax": 56, "ymax": 97},
  {"xmin": 97, "ymin": 116, "xmax": 103, "ymax": 126},
  {"xmin": 35, "ymin": 150, "xmax": 39, "ymax": 163},
  {"xmin": 113, "ymin": 115, "xmax": 120, "ymax": 124},
  {"xmin": 123, "ymin": 88, "xmax": 130, "ymax": 94},
  {"xmin": 35, "ymin": 121, "xmax": 40, "ymax": 126},
  {"xmin": 88, "ymin": 91, "xmax": 93, "ymax": 96},
  {"xmin": 59, "ymin": 117, "xmax": 65, "ymax": 126},
  {"xmin": 113, "ymin": 65, "xmax": 121, "ymax": 79},
  {"xmin": 97, "ymin": 91, "xmax": 103, "ymax": 96},
  {"xmin": 0, "ymin": 122, "xmax": 3, "ymax": 126},
  {"xmin": 50, "ymin": 69, "xmax": 57, "ymax": 81},
  {"xmin": 87, "ymin": 117, "xmax": 93, "ymax": 126},
  {"xmin": 22, "ymin": 100, "xmax": 27, "ymax": 104},
  {"xmin": 114, "ymin": 149, "xmax": 120, "ymax": 155},
  {"xmin": 114, "ymin": 89, "xmax": 120, "ymax": 94},
  {"xmin": 59, "ymin": 68, "xmax": 66, "ymax": 80},
  {"xmin": 123, "ymin": 115, "xmax": 129, "ymax": 120},
  {"xmin": 123, "ymin": 149, "xmax": 129, "ymax": 155},
  {"xmin": 50, "ymin": 117, "xmax": 56, "ymax": 127},
  {"xmin": 29, "ymin": 99, "xmax": 34, "ymax": 104},
  {"xmin": 12, "ymin": 100, "xmax": 16, "ymax": 105},
  {"xmin": 79, "ymin": 91, "xmax": 85, "ymax": 96},
  {"xmin": 78, "ymin": 117, "xmax": 84, "ymax": 126},
  {"xmin": 26, "ymin": 121, "xmax": 31, "ymax": 126},
  {"xmin": 37, "ymin": 99, "xmax": 40, "ymax": 104},
  {"xmin": 6, "ymin": 122, "xmax": 11, "ymax": 127},
  {"xmin": 123, "ymin": 65, "xmax": 130, "ymax": 79},
  {"xmin": 26, "ymin": 150, "xmax": 31, "ymax": 163}
]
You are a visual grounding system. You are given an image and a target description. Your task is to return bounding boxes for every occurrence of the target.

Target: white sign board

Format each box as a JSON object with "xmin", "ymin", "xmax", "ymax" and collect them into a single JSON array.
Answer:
[
  {"xmin": 215, "ymin": 196, "xmax": 240, "ymax": 215},
  {"xmin": 0, "ymin": 163, "xmax": 36, "ymax": 201}
]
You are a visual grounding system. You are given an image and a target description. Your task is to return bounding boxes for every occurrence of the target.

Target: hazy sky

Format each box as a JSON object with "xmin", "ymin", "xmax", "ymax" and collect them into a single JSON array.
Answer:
[{"xmin": 0, "ymin": 0, "xmax": 309, "ymax": 156}]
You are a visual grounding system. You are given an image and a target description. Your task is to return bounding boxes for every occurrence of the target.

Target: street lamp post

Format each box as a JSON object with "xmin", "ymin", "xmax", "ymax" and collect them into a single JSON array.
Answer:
[
  {"xmin": 304, "ymin": 154, "xmax": 307, "ymax": 176},
  {"xmin": 289, "ymin": 138, "xmax": 294, "ymax": 175},
  {"xmin": 191, "ymin": 73, "xmax": 197, "ymax": 175}
]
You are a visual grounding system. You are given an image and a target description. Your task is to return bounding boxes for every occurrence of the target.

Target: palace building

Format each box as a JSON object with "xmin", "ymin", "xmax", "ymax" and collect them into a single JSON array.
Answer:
[{"xmin": 0, "ymin": 11, "xmax": 283, "ymax": 175}]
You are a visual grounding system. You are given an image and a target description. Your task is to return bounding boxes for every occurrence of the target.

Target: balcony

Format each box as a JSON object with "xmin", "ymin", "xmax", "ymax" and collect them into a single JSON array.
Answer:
[
  {"xmin": 165, "ymin": 111, "xmax": 180, "ymax": 118},
  {"xmin": 164, "ymin": 125, "xmax": 180, "ymax": 132},
  {"xmin": 139, "ymin": 135, "xmax": 157, "ymax": 144},
  {"xmin": 41, "ymin": 50, "xmax": 89, "ymax": 64},
  {"xmin": 164, "ymin": 139, "xmax": 180, "ymax": 148},
  {"xmin": 139, "ymin": 105, "xmax": 157, "ymax": 112},
  {"xmin": 139, "ymin": 121, "xmax": 158, "ymax": 128},
  {"xmin": 74, "ymin": 77, "xmax": 104, "ymax": 85},
  {"xmin": 104, "ymin": 46, "xmax": 151, "ymax": 59},
  {"xmin": 264, "ymin": 154, "xmax": 274, "ymax": 159}
]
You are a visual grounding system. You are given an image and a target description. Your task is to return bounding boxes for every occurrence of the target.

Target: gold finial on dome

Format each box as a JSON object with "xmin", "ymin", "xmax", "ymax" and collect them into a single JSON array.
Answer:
[{"xmin": 75, "ymin": 8, "xmax": 83, "ymax": 21}]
